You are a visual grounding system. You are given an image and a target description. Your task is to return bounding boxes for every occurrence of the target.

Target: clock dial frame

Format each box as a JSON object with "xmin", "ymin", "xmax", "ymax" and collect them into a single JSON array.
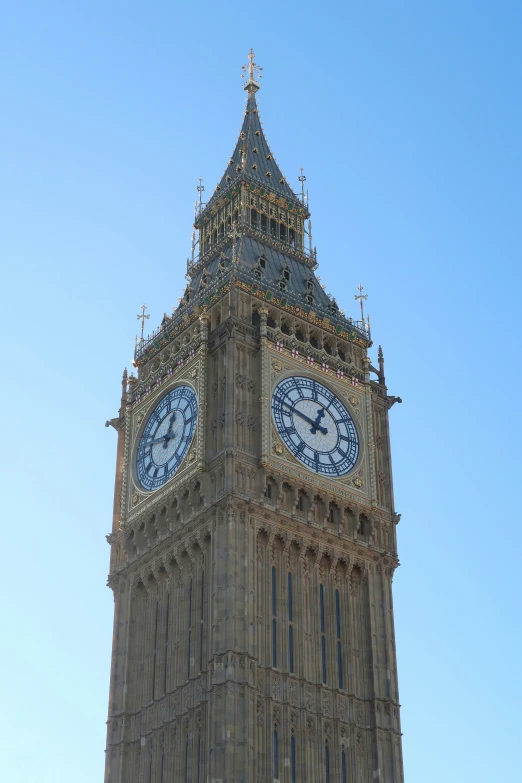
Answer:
[
  {"xmin": 271, "ymin": 375, "xmax": 359, "ymax": 477},
  {"xmin": 135, "ymin": 385, "xmax": 198, "ymax": 491}
]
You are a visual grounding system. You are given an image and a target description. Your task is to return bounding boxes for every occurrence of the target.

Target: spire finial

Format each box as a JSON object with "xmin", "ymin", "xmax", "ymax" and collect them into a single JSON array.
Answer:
[
  {"xmin": 136, "ymin": 304, "xmax": 150, "ymax": 342},
  {"xmin": 354, "ymin": 284, "xmax": 368, "ymax": 325},
  {"xmin": 241, "ymin": 49, "xmax": 262, "ymax": 92},
  {"xmin": 197, "ymin": 178, "xmax": 205, "ymax": 215},
  {"xmin": 298, "ymin": 167, "xmax": 307, "ymax": 204},
  {"xmin": 378, "ymin": 345, "xmax": 386, "ymax": 385}
]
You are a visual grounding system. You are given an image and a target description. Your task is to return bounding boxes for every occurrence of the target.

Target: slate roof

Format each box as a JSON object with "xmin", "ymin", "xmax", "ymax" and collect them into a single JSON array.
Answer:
[
  {"xmin": 205, "ymin": 89, "xmax": 298, "ymax": 210},
  {"xmin": 191, "ymin": 236, "xmax": 332, "ymax": 310}
]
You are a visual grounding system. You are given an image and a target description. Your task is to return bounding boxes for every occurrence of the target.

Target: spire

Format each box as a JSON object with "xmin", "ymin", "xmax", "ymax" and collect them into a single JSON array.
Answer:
[{"xmin": 205, "ymin": 51, "xmax": 297, "ymax": 209}]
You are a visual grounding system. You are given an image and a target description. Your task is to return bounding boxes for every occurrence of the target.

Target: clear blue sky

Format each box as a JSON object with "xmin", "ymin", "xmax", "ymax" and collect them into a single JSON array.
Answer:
[{"xmin": 1, "ymin": 2, "xmax": 521, "ymax": 781}]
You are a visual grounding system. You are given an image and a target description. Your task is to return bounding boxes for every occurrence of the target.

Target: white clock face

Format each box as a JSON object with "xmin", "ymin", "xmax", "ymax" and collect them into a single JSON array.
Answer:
[
  {"xmin": 135, "ymin": 385, "xmax": 198, "ymax": 491},
  {"xmin": 271, "ymin": 376, "xmax": 359, "ymax": 477}
]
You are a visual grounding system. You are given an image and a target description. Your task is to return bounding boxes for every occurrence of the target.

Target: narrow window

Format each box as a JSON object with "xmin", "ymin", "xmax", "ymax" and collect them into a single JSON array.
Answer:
[
  {"xmin": 288, "ymin": 571, "xmax": 294, "ymax": 673},
  {"xmin": 266, "ymin": 482, "xmax": 272, "ymax": 499},
  {"xmin": 273, "ymin": 728, "xmax": 279, "ymax": 779},
  {"xmin": 298, "ymin": 494, "xmax": 304, "ymax": 511},
  {"xmin": 336, "ymin": 589, "xmax": 343, "ymax": 689},
  {"xmin": 325, "ymin": 742, "xmax": 330, "ymax": 783},
  {"xmin": 329, "ymin": 506, "xmax": 334, "ymax": 524},
  {"xmin": 152, "ymin": 600, "xmax": 159, "ymax": 701},
  {"xmin": 291, "ymin": 733, "xmax": 296, "ymax": 783},
  {"xmin": 272, "ymin": 566, "xmax": 277, "ymax": 668},
  {"xmin": 163, "ymin": 593, "xmax": 170, "ymax": 694},
  {"xmin": 341, "ymin": 749, "xmax": 347, "ymax": 783},
  {"xmin": 199, "ymin": 571, "xmax": 205, "ymax": 671},
  {"xmin": 320, "ymin": 584, "xmax": 326, "ymax": 684},
  {"xmin": 187, "ymin": 578, "xmax": 193, "ymax": 679}
]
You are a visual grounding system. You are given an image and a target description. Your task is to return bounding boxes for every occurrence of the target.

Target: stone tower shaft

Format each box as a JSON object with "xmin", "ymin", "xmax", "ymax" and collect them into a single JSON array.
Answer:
[{"xmin": 104, "ymin": 57, "xmax": 404, "ymax": 783}]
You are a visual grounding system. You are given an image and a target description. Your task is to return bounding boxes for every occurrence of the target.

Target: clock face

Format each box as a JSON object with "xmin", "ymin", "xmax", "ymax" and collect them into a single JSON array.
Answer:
[
  {"xmin": 271, "ymin": 376, "xmax": 359, "ymax": 477},
  {"xmin": 136, "ymin": 385, "xmax": 198, "ymax": 491}
]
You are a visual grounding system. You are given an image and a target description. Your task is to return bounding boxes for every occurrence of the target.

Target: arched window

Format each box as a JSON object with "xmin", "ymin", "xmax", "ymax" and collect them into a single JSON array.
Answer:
[
  {"xmin": 325, "ymin": 740, "xmax": 330, "ymax": 783},
  {"xmin": 152, "ymin": 599, "xmax": 159, "ymax": 701},
  {"xmin": 273, "ymin": 727, "xmax": 279, "ymax": 779},
  {"xmin": 187, "ymin": 577, "xmax": 193, "ymax": 679},
  {"xmin": 336, "ymin": 589, "xmax": 343, "ymax": 689},
  {"xmin": 163, "ymin": 592, "xmax": 170, "ymax": 693},
  {"xmin": 288, "ymin": 572, "xmax": 294, "ymax": 673},
  {"xmin": 200, "ymin": 571, "xmax": 205, "ymax": 671},
  {"xmin": 320, "ymin": 584, "xmax": 327, "ymax": 684},
  {"xmin": 272, "ymin": 566, "xmax": 277, "ymax": 668},
  {"xmin": 341, "ymin": 749, "xmax": 347, "ymax": 783}
]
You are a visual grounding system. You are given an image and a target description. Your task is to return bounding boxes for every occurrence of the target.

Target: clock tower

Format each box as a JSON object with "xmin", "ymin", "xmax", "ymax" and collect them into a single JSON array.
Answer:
[{"xmin": 104, "ymin": 52, "xmax": 405, "ymax": 783}]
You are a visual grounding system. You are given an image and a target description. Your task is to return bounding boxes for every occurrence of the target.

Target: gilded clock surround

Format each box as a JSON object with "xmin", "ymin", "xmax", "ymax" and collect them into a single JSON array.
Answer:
[{"xmin": 104, "ymin": 54, "xmax": 404, "ymax": 783}]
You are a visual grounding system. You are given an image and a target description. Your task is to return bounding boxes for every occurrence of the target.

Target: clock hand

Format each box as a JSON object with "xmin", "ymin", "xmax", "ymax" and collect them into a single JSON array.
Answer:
[
  {"xmin": 282, "ymin": 401, "xmax": 328, "ymax": 435},
  {"xmin": 310, "ymin": 408, "xmax": 326, "ymax": 435},
  {"xmin": 145, "ymin": 432, "xmax": 176, "ymax": 447},
  {"xmin": 162, "ymin": 412, "xmax": 177, "ymax": 448}
]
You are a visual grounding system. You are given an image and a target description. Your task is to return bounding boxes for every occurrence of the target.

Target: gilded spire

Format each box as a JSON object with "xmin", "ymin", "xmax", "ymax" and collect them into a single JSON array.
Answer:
[
  {"xmin": 241, "ymin": 48, "xmax": 262, "ymax": 93},
  {"xmin": 203, "ymin": 53, "xmax": 297, "ymax": 211}
]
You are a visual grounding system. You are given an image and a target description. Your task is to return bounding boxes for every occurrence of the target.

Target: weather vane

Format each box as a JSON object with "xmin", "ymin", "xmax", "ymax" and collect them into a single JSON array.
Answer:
[
  {"xmin": 241, "ymin": 49, "xmax": 262, "ymax": 91},
  {"xmin": 136, "ymin": 304, "xmax": 150, "ymax": 342},
  {"xmin": 354, "ymin": 284, "xmax": 368, "ymax": 324}
]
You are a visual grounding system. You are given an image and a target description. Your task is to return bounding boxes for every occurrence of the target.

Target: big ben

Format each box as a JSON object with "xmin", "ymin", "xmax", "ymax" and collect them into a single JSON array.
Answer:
[{"xmin": 104, "ymin": 51, "xmax": 404, "ymax": 783}]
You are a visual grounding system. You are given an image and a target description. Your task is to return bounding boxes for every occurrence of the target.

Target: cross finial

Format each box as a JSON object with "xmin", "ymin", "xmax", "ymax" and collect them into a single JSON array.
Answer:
[
  {"xmin": 354, "ymin": 284, "xmax": 368, "ymax": 324},
  {"xmin": 136, "ymin": 304, "xmax": 150, "ymax": 342},
  {"xmin": 298, "ymin": 167, "xmax": 307, "ymax": 203},
  {"xmin": 241, "ymin": 49, "xmax": 262, "ymax": 92},
  {"xmin": 196, "ymin": 177, "xmax": 205, "ymax": 214}
]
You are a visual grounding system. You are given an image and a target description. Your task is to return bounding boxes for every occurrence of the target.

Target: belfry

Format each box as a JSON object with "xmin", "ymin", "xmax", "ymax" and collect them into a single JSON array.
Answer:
[{"xmin": 104, "ymin": 51, "xmax": 404, "ymax": 783}]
